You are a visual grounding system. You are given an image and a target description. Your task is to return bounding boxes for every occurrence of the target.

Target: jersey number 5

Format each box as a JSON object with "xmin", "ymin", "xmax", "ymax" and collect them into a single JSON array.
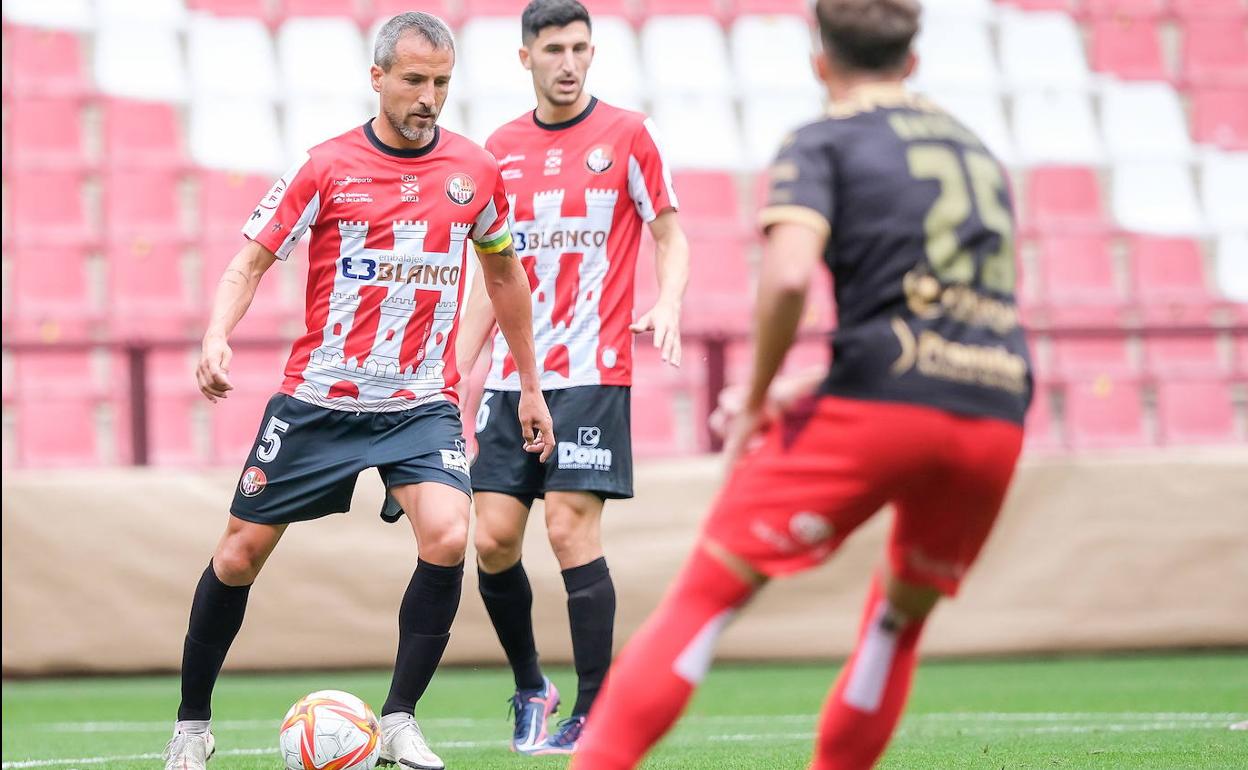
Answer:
[
  {"xmin": 906, "ymin": 144, "xmax": 1015, "ymax": 294},
  {"xmin": 256, "ymin": 416, "xmax": 290, "ymax": 463}
]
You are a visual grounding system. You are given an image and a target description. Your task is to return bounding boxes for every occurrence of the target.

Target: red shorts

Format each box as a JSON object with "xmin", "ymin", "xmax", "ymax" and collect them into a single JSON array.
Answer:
[{"xmin": 703, "ymin": 396, "xmax": 1023, "ymax": 595}]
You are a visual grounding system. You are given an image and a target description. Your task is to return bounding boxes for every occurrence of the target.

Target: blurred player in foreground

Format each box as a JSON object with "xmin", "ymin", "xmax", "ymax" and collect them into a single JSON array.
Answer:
[
  {"xmin": 453, "ymin": 0, "xmax": 688, "ymax": 755},
  {"xmin": 572, "ymin": 0, "xmax": 1032, "ymax": 767},
  {"xmin": 164, "ymin": 13, "xmax": 552, "ymax": 770}
]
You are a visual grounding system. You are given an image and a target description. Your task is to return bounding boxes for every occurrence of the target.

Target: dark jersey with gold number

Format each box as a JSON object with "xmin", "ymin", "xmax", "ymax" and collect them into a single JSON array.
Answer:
[{"xmin": 760, "ymin": 84, "xmax": 1032, "ymax": 425}]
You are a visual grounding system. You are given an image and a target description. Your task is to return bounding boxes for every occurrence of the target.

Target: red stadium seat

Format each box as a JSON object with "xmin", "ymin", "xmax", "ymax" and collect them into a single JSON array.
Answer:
[
  {"xmin": 1022, "ymin": 166, "xmax": 1108, "ymax": 234},
  {"xmin": 631, "ymin": 342, "xmax": 701, "ymax": 456},
  {"xmin": 13, "ymin": 351, "xmax": 104, "ymax": 468},
  {"xmin": 145, "ymin": 348, "xmax": 204, "ymax": 466},
  {"xmin": 7, "ymin": 97, "xmax": 88, "ymax": 171},
  {"xmin": 197, "ymin": 170, "xmax": 274, "ymax": 242},
  {"xmin": 278, "ymin": 0, "xmax": 359, "ymax": 17},
  {"xmin": 671, "ymin": 170, "xmax": 743, "ymax": 231},
  {"xmin": 1143, "ymin": 335, "xmax": 1226, "ymax": 378},
  {"xmin": 8, "ymin": 169, "xmax": 95, "ymax": 248},
  {"xmin": 1155, "ymin": 379, "xmax": 1238, "ymax": 445},
  {"xmin": 372, "ymin": 0, "xmax": 459, "ymax": 24},
  {"xmin": 640, "ymin": 0, "xmax": 727, "ymax": 21},
  {"xmin": 1172, "ymin": 0, "xmax": 1248, "ymax": 20},
  {"xmin": 187, "ymin": 0, "xmax": 272, "ymax": 19},
  {"xmin": 1036, "ymin": 235, "xmax": 1127, "ymax": 325},
  {"xmin": 1063, "ymin": 378, "xmax": 1150, "ymax": 450},
  {"xmin": 103, "ymin": 170, "xmax": 187, "ymax": 246},
  {"xmin": 106, "ymin": 241, "xmax": 199, "ymax": 337},
  {"xmin": 9, "ymin": 245, "xmax": 99, "ymax": 338},
  {"xmin": 461, "ymin": 0, "xmax": 537, "ymax": 16},
  {"xmin": 1234, "ymin": 333, "xmax": 1248, "ymax": 378},
  {"xmin": 101, "ymin": 98, "xmax": 185, "ymax": 171},
  {"xmin": 1129, "ymin": 236, "xmax": 1217, "ymax": 324},
  {"xmin": 685, "ymin": 232, "xmax": 755, "ymax": 331},
  {"xmin": 1052, "ymin": 336, "xmax": 1137, "ymax": 380},
  {"xmin": 1023, "ymin": 385, "xmax": 1062, "ymax": 452},
  {"xmin": 1181, "ymin": 20, "xmax": 1248, "ymax": 87},
  {"xmin": 200, "ymin": 238, "xmax": 295, "ymax": 335},
  {"xmin": 1191, "ymin": 88, "xmax": 1248, "ymax": 150},
  {"xmin": 1083, "ymin": 0, "xmax": 1167, "ymax": 17},
  {"xmin": 209, "ymin": 346, "xmax": 287, "ymax": 465},
  {"xmin": 1004, "ymin": 0, "xmax": 1081, "ymax": 11},
  {"xmin": 733, "ymin": 0, "xmax": 811, "ymax": 16},
  {"xmin": 1089, "ymin": 17, "xmax": 1166, "ymax": 80},
  {"xmin": 7, "ymin": 26, "xmax": 90, "ymax": 99}
]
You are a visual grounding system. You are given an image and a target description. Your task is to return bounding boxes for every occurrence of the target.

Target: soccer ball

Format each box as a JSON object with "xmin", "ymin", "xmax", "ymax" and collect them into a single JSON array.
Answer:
[{"xmin": 279, "ymin": 690, "xmax": 381, "ymax": 770}]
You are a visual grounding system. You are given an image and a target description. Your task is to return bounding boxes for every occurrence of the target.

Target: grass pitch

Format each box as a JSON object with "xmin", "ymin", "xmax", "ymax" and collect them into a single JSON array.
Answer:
[{"xmin": 3, "ymin": 653, "xmax": 1245, "ymax": 769}]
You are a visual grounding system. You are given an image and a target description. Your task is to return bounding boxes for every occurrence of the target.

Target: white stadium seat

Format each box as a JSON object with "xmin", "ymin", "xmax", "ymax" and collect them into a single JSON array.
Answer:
[
  {"xmin": 459, "ymin": 18, "xmax": 535, "ymax": 102},
  {"xmin": 1100, "ymin": 81, "xmax": 1193, "ymax": 162},
  {"xmin": 587, "ymin": 16, "xmax": 644, "ymax": 111},
  {"xmin": 1012, "ymin": 89, "xmax": 1104, "ymax": 165},
  {"xmin": 926, "ymin": 90, "xmax": 1016, "ymax": 166},
  {"xmin": 998, "ymin": 11, "xmax": 1090, "ymax": 91},
  {"xmin": 277, "ymin": 18, "xmax": 370, "ymax": 101},
  {"xmin": 190, "ymin": 98, "xmax": 285, "ymax": 174},
  {"xmin": 1111, "ymin": 162, "xmax": 1205, "ymax": 235},
  {"xmin": 642, "ymin": 16, "xmax": 733, "ymax": 98},
  {"xmin": 283, "ymin": 99, "xmax": 371, "ymax": 166},
  {"xmin": 731, "ymin": 15, "xmax": 822, "ymax": 102},
  {"xmin": 910, "ymin": 19, "xmax": 999, "ymax": 93},
  {"xmin": 1214, "ymin": 233, "xmax": 1248, "ymax": 302},
  {"xmin": 2, "ymin": 0, "xmax": 92, "ymax": 29},
  {"xmin": 921, "ymin": 0, "xmax": 995, "ymax": 21},
  {"xmin": 653, "ymin": 95, "xmax": 743, "ymax": 170},
  {"xmin": 189, "ymin": 15, "xmax": 280, "ymax": 101},
  {"xmin": 465, "ymin": 95, "xmax": 537, "ymax": 147},
  {"xmin": 1202, "ymin": 153, "xmax": 1248, "ymax": 232},
  {"xmin": 94, "ymin": 23, "xmax": 188, "ymax": 102},
  {"xmin": 742, "ymin": 95, "xmax": 823, "ymax": 170},
  {"xmin": 95, "ymin": 0, "xmax": 187, "ymax": 28}
]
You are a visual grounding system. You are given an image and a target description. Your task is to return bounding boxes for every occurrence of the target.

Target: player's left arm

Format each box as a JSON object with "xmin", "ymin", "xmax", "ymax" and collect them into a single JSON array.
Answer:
[{"xmin": 631, "ymin": 209, "xmax": 689, "ymax": 366}]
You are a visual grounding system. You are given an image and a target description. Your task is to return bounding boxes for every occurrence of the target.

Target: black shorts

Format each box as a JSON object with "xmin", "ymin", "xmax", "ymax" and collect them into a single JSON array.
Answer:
[
  {"xmin": 471, "ymin": 385, "xmax": 634, "ymax": 506},
  {"xmin": 230, "ymin": 394, "xmax": 471, "ymax": 525}
]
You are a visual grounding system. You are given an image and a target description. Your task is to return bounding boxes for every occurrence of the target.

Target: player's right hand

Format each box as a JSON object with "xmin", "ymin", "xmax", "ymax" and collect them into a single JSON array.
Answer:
[
  {"xmin": 197, "ymin": 335, "xmax": 234, "ymax": 403},
  {"xmin": 518, "ymin": 388, "xmax": 555, "ymax": 463}
]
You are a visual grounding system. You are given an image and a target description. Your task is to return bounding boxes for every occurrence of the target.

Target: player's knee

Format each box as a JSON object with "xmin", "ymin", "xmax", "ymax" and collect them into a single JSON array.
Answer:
[
  {"xmin": 213, "ymin": 541, "xmax": 266, "ymax": 585},
  {"xmin": 423, "ymin": 521, "xmax": 470, "ymax": 565},
  {"xmin": 546, "ymin": 516, "xmax": 599, "ymax": 563},
  {"xmin": 474, "ymin": 526, "xmax": 522, "ymax": 568}
]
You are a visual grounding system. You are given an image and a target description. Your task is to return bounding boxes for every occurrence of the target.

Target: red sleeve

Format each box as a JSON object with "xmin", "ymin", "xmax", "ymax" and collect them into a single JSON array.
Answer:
[
  {"xmin": 627, "ymin": 116, "xmax": 679, "ymax": 223},
  {"xmin": 472, "ymin": 159, "xmax": 513, "ymax": 254},
  {"xmin": 241, "ymin": 152, "xmax": 323, "ymax": 260}
]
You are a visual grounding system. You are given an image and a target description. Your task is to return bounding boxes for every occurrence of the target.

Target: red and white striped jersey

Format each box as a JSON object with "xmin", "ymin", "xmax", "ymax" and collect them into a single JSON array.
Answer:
[
  {"xmin": 483, "ymin": 97, "xmax": 678, "ymax": 391},
  {"xmin": 243, "ymin": 122, "xmax": 512, "ymax": 413}
]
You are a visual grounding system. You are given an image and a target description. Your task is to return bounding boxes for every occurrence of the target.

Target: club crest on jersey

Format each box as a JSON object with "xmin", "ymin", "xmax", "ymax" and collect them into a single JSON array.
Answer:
[
  {"xmin": 585, "ymin": 145, "xmax": 614, "ymax": 174},
  {"xmin": 445, "ymin": 173, "xmax": 476, "ymax": 205},
  {"xmin": 239, "ymin": 466, "xmax": 268, "ymax": 497}
]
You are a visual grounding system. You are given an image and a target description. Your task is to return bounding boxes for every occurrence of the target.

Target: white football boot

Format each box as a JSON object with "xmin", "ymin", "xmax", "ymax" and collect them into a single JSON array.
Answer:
[
  {"xmin": 162, "ymin": 729, "xmax": 215, "ymax": 770},
  {"xmin": 379, "ymin": 713, "xmax": 445, "ymax": 770}
]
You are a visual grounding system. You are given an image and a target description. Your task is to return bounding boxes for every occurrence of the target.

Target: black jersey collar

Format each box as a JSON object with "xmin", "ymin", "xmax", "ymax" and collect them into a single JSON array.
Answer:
[
  {"xmin": 533, "ymin": 96, "xmax": 598, "ymax": 132},
  {"xmin": 363, "ymin": 120, "xmax": 441, "ymax": 158}
]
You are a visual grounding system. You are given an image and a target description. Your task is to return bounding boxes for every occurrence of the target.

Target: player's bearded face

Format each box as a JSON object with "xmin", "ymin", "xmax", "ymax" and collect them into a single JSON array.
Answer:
[
  {"xmin": 525, "ymin": 22, "xmax": 593, "ymax": 107},
  {"xmin": 376, "ymin": 35, "xmax": 453, "ymax": 144}
]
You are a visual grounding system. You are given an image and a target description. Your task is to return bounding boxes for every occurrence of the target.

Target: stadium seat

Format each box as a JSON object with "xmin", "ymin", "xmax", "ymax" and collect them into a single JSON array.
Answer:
[
  {"xmin": 670, "ymin": 171, "xmax": 743, "ymax": 232},
  {"xmin": 197, "ymin": 170, "xmax": 276, "ymax": 242},
  {"xmin": 461, "ymin": 0, "xmax": 542, "ymax": 16},
  {"xmin": 1036, "ymin": 235, "xmax": 1128, "ymax": 324},
  {"xmin": 1100, "ymin": 81, "xmax": 1193, "ymax": 162},
  {"xmin": 927, "ymin": 91, "xmax": 1017, "ymax": 165},
  {"xmin": 96, "ymin": 0, "xmax": 188, "ymax": 27},
  {"xmin": 1052, "ymin": 336, "xmax": 1137, "ymax": 380},
  {"xmin": 210, "ymin": 346, "xmax": 287, "ymax": 465},
  {"xmin": 13, "ymin": 350, "xmax": 105, "ymax": 467},
  {"xmin": 1063, "ymin": 378, "xmax": 1150, "ymax": 450},
  {"xmin": 190, "ymin": 98, "xmax": 285, "ymax": 173},
  {"xmin": 9, "ymin": 246, "xmax": 99, "ymax": 338},
  {"xmin": 921, "ymin": 0, "xmax": 995, "ymax": 20},
  {"xmin": 1023, "ymin": 166, "xmax": 1108, "ymax": 233},
  {"xmin": 1190, "ymin": 88, "xmax": 1248, "ymax": 150},
  {"xmin": 641, "ymin": 16, "xmax": 734, "ymax": 98},
  {"xmin": 2, "ymin": 0, "xmax": 93, "ymax": 29},
  {"xmin": 1181, "ymin": 19, "xmax": 1248, "ymax": 87},
  {"xmin": 102, "ymin": 170, "xmax": 186, "ymax": 246},
  {"xmin": 1155, "ymin": 380, "xmax": 1238, "ymax": 445},
  {"xmin": 1023, "ymin": 384, "xmax": 1062, "ymax": 452},
  {"xmin": 1089, "ymin": 16, "xmax": 1167, "ymax": 81},
  {"xmin": 8, "ymin": 169, "xmax": 94, "ymax": 248},
  {"xmin": 1171, "ymin": 0, "xmax": 1248, "ymax": 19},
  {"xmin": 459, "ymin": 18, "xmax": 541, "ymax": 100},
  {"xmin": 732, "ymin": 0, "xmax": 811, "ymax": 15},
  {"xmin": 1083, "ymin": 0, "xmax": 1168, "ymax": 18},
  {"xmin": 631, "ymin": 344, "xmax": 701, "ymax": 457},
  {"xmin": 188, "ymin": 15, "xmax": 280, "ymax": 102},
  {"xmin": 277, "ymin": 0, "xmax": 360, "ymax": 19},
  {"xmin": 585, "ymin": 16, "xmax": 645, "ymax": 110},
  {"xmin": 1200, "ymin": 152, "xmax": 1248, "ymax": 232},
  {"xmin": 100, "ymin": 98, "xmax": 186, "ymax": 171},
  {"xmin": 187, "ymin": 0, "xmax": 271, "ymax": 17},
  {"xmin": 684, "ymin": 232, "xmax": 754, "ymax": 331},
  {"xmin": 106, "ymin": 240, "xmax": 199, "ymax": 337},
  {"xmin": 464, "ymin": 94, "xmax": 539, "ymax": 146},
  {"xmin": 276, "ymin": 18, "xmax": 369, "ymax": 101},
  {"xmin": 1143, "ymin": 335, "xmax": 1225, "ymax": 378},
  {"xmin": 640, "ymin": 0, "xmax": 725, "ymax": 20},
  {"xmin": 145, "ymin": 348, "xmax": 204, "ymax": 466},
  {"xmin": 7, "ymin": 26, "xmax": 90, "ymax": 99},
  {"xmin": 7, "ymin": 97, "xmax": 88, "ymax": 171},
  {"xmin": 652, "ymin": 95, "xmax": 745, "ymax": 170},
  {"xmin": 998, "ymin": 10, "xmax": 1091, "ymax": 91},
  {"xmin": 1214, "ymin": 232, "xmax": 1248, "ymax": 302},
  {"xmin": 742, "ymin": 95, "xmax": 823, "ymax": 169},
  {"xmin": 1111, "ymin": 161, "xmax": 1204, "ymax": 235},
  {"xmin": 1235, "ymin": 333, "xmax": 1248, "ymax": 378},
  {"xmin": 94, "ymin": 23, "xmax": 188, "ymax": 103},
  {"xmin": 1011, "ymin": 90, "xmax": 1103, "ymax": 165},
  {"xmin": 910, "ymin": 18, "xmax": 999, "ymax": 92},
  {"xmin": 730, "ymin": 14, "xmax": 822, "ymax": 102},
  {"xmin": 1129, "ymin": 235, "xmax": 1218, "ymax": 324},
  {"xmin": 283, "ymin": 98, "xmax": 370, "ymax": 164},
  {"xmin": 372, "ymin": 0, "xmax": 459, "ymax": 25},
  {"xmin": 200, "ymin": 236, "xmax": 297, "ymax": 335}
]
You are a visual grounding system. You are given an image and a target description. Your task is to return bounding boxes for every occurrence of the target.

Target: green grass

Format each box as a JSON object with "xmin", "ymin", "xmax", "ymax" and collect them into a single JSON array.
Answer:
[{"xmin": 3, "ymin": 653, "xmax": 1246, "ymax": 769}]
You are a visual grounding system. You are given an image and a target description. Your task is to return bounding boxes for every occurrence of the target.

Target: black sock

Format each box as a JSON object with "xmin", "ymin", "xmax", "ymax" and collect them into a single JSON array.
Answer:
[
  {"xmin": 177, "ymin": 562, "xmax": 252, "ymax": 721},
  {"xmin": 563, "ymin": 557, "xmax": 615, "ymax": 717},
  {"xmin": 382, "ymin": 559, "xmax": 464, "ymax": 716},
  {"xmin": 478, "ymin": 560, "xmax": 545, "ymax": 692}
]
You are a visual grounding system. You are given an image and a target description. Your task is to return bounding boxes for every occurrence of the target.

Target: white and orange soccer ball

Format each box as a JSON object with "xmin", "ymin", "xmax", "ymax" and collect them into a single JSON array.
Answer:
[{"xmin": 279, "ymin": 690, "xmax": 381, "ymax": 770}]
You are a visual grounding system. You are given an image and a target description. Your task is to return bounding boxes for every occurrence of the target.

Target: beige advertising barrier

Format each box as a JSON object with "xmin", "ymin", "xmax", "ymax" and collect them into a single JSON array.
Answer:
[{"xmin": 3, "ymin": 451, "xmax": 1247, "ymax": 675}]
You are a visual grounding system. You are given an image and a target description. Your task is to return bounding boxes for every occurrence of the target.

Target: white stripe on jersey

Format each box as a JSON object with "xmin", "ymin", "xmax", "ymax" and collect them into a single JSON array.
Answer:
[
  {"xmin": 628, "ymin": 154, "xmax": 657, "ymax": 223},
  {"xmin": 241, "ymin": 152, "xmax": 319, "ymax": 260},
  {"xmin": 643, "ymin": 117, "xmax": 679, "ymax": 209}
]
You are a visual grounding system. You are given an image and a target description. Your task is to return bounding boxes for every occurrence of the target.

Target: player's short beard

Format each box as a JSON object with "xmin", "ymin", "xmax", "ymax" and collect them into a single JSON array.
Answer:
[{"xmin": 385, "ymin": 105, "xmax": 436, "ymax": 145}]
